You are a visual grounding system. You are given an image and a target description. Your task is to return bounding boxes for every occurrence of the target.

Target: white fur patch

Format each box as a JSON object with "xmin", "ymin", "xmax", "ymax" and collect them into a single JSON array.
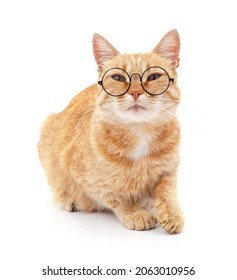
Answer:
[
  {"xmin": 130, "ymin": 131, "xmax": 151, "ymax": 160},
  {"xmin": 120, "ymin": 109, "xmax": 158, "ymax": 123}
]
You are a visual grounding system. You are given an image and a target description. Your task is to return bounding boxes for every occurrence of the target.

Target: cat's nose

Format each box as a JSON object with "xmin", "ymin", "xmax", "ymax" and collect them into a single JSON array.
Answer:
[
  {"xmin": 130, "ymin": 91, "xmax": 142, "ymax": 101},
  {"xmin": 128, "ymin": 88, "xmax": 144, "ymax": 101}
]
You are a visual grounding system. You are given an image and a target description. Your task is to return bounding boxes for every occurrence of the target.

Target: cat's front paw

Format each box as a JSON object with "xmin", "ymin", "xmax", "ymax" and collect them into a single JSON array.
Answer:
[
  {"xmin": 157, "ymin": 210, "xmax": 184, "ymax": 233},
  {"xmin": 122, "ymin": 209, "xmax": 157, "ymax": 231}
]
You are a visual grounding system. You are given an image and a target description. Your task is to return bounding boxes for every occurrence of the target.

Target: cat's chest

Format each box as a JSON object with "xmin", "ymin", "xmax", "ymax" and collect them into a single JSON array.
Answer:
[
  {"xmin": 130, "ymin": 134, "xmax": 150, "ymax": 160},
  {"xmin": 128, "ymin": 127, "xmax": 154, "ymax": 161},
  {"xmin": 117, "ymin": 157, "xmax": 161, "ymax": 195}
]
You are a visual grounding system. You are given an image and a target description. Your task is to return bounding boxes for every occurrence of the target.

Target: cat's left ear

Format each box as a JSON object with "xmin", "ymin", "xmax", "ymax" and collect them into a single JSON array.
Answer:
[
  {"xmin": 153, "ymin": 29, "xmax": 180, "ymax": 69},
  {"xmin": 93, "ymin": 33, "xmax": 120, "ymax": 72}
]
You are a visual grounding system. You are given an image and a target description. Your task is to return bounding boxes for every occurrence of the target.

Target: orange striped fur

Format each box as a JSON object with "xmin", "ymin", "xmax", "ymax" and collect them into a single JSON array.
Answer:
[{"xmin": 38, "ymin": 30, "xmax": 184, "ymax": 233}]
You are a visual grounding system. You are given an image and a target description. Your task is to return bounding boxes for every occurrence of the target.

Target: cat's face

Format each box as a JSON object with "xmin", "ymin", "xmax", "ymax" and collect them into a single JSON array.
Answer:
[{"xmin": 93, "ymin": 30, "xmax": 181, "ymax": 123}]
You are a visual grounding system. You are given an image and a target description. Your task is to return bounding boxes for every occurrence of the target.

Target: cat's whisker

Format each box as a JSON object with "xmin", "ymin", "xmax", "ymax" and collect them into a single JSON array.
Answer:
[
  {"xmin": 177, "ymin": 110, "xmax": 209, "ymax": 136},
  {"xmin": 76, "ymin": 104, "xmax": 95, "ymax": 127},
  {"xmin": 100, "ymin": 107, "xmax": 116, "ymax": 119}
]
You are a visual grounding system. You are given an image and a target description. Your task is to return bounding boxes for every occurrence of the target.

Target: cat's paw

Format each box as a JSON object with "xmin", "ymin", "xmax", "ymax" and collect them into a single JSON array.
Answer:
[
  {"xmin": 122, "ymin": 209, "xmax": 157, "ymax": 231},
  {"xmin": 157, "ymin": 210, "xmax": 184, "ymax": 233},
  {"xmin": 64, "ymin": 203, "xmax": 75, "ymax": 212}
]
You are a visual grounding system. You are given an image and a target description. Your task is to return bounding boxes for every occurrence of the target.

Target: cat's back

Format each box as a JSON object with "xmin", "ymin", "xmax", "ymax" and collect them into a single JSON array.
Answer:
[
  {"xmin": 61, "ymin": 83, "xmax": 99, "ymax": 128},
  {"xmin": 62, "ymin": 83, "xmax": 99, "ymax": 120},
  {"xmin": 38, "ymin": 83, "xmax": 99, "ymax": 161}
]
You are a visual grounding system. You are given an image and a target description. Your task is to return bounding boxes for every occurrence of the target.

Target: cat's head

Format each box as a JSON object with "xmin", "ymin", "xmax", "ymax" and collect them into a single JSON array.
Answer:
[{"xmin": 93, "ymin": 30, "xmax": 181, "ymax": 123}]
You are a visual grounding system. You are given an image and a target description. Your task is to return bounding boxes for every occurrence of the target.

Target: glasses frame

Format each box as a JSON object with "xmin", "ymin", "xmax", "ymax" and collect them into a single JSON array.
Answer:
[{"xmin": 98, "ymin": 66, "xmax": 174, "ymax": 97}]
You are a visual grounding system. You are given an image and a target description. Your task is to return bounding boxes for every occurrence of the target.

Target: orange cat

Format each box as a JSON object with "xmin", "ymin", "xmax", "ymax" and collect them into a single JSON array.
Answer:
[{"xmin": 38, "ymin": 29, "xmax": 184, "ymax": 233}]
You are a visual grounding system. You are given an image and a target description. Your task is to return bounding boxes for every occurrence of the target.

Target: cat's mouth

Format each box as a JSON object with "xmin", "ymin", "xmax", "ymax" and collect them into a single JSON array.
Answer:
[{"xmin": 127, "ymin": 104, "xmax": 147, "ymax": 112}]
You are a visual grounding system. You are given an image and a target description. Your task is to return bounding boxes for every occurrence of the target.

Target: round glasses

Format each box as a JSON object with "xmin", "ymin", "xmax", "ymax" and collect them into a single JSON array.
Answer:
[{"xmin": 98, "ymin": 66, "xmax": 174, "ymax": 97}]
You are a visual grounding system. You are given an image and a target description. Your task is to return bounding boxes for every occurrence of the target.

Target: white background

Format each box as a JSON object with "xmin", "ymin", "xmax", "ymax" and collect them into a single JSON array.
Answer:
[{"xmin": 1, "ymin": 0, "xmax": 237, "ymax": 279}]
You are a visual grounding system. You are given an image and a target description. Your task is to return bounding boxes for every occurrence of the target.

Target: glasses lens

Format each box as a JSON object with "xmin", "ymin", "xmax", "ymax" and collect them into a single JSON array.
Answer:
[
  {"xmin": 102, "ymin": 68, "xmax": 130, "ymax": 96},
  {"xmin": 142, "ymin": 67, "xmax": 170, "ymax": 95}
]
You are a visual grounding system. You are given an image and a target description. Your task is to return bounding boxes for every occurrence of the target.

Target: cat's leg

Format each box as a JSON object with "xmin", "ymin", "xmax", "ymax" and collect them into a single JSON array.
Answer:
[
  {"xmin": 63, "ymin": 187, "xmax": 157, "ymax": 230},
  {"xmin": 64, "ymin": 190, "xmax": 107, "ymax": 213},
  {"xmin": 153, "ymin": 174, "xmax": 184, "ymax": 233}
]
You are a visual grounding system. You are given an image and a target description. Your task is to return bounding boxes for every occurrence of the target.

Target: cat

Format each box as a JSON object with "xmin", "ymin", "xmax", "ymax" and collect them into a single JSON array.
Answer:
[{"xmin": 38, "ymin": 29, "xmax": 184, "ymax": 233}]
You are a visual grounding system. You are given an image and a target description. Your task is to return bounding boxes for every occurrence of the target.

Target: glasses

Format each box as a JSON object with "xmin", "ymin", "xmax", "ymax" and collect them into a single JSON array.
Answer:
[{"xmin": 98, "ymin": 66, "xmax": 174, "ymax": 97}]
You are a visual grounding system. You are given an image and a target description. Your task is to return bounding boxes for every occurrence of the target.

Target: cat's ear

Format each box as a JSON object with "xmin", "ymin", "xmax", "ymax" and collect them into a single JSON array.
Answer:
[
  {"xmin": 93, "ymin": 33, "xmax": 119, "ymax": 72},
  {"xmin": 153, "ymin": 29, "xmax": 180, "ymax": 69}
]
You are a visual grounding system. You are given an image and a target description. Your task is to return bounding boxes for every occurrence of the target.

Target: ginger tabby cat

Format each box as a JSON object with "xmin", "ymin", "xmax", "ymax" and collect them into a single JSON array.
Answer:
[{"xmin": 38, "ymin": 29, "xmax": 184, "ymax": 233}]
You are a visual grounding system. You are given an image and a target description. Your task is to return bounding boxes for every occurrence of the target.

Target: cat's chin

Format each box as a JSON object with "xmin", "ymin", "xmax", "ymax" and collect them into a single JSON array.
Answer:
[
  {"xmin": 116, "ymin": 107, "xmax": 159, "ymax": 123},
  {"xmin": 127, "ymin": 104, "xmax": 146, "ymax": 112}
]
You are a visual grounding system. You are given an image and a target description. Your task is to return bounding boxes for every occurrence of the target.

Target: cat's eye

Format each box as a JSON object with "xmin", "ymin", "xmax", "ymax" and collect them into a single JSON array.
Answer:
[
  {"xmin": 111, "ymin": 74, "xmax": 126, "ymax": 82},
  {"xmin": 147, "ymin": 73, "xmax": 161, "ymax": 82}
]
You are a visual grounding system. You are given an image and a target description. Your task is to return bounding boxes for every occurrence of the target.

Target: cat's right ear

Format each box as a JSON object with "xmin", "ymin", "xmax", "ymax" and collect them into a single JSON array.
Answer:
[{"xmin": 93, "ymin": 33, "xmax": 119, "ymax": 72}]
